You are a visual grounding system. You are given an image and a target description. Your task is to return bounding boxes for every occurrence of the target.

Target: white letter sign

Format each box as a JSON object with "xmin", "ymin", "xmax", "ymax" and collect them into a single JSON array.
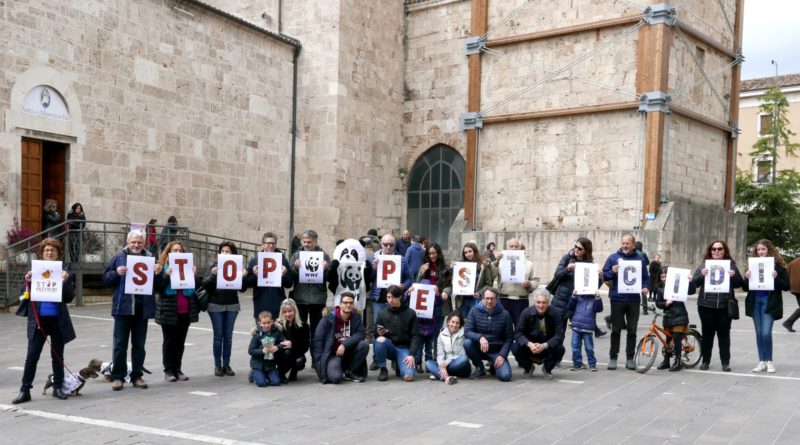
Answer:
[
  {"xmin": 168, "ymin": 253, "xmax": 195, "ymax": 289},
  {"xmin": 704, "ymin": 260, "xmax": 730, "ymax": 293},
  {"xmin": 299, "ymin": 251, "xmax": 324, "ymax": 284},
  {"xmin": 376, "ymin": 255, "xmax": 402, "ymax": 288},
  {"xmin": 452, "ymin": 262, "xmax": 477, "ymax": 296},
  {"xmin": 216, "ymin": 254, "xmax": 243, "ymax": 290},
  {"xmin": 665, "ymin": 267, "xmax": 691, "ymax": 302},
  {"xmin": 125, "ymin": 256, "xmax": 155, "ymax": 295},
  {"xmin": 258, "ymin": 252, "xmax": 284, "ymax": 287},
  {"xmin": 573, "ymin": 263, "xmax": 599, "ymax": 295},
  {"xmin": 499, "ymin": 251, "xmax": 526, "ymax": 284},
  {"xmin": 31, "ymin": 260, "xmax": 63, "ymax": 302},
  {"xmin": 748, "ymin": 257, "xmax": 774, "ymax": 291},
  {"xmin": 617, "ymin": 260, "xmax": 642, "ymax": 294},
  {"xmin": 409, "ymin": 283, "xmax": 436, "ymax": 320}
]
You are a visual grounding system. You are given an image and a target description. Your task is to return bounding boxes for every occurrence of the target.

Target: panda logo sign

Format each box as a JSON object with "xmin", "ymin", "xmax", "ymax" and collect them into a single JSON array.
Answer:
[
  {"xmin": 299, "ymin": 251, "xmax": 324, "ymax": 284},
  {"xmin": 333, "ymin": 239, "xmax": 368, "ymax": 310}
]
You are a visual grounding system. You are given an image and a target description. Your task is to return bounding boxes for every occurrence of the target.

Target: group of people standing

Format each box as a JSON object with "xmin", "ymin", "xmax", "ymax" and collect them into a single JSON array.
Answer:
[{"xmin": 10, "ymin": 228, "xmax": 793, "ymax": 404}]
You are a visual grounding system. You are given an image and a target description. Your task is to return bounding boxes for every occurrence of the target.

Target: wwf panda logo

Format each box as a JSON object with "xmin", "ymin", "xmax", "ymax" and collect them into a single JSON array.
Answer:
[
  {"xmin": 339, "ymin": 264, "xmax": 362, "ymax": 291},
  {"xmin": 305, "ymin": 256, "xmax": 320, "ymax": 272}
]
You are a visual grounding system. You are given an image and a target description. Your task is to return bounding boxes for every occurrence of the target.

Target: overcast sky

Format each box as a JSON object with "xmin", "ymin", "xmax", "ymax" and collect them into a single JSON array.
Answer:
[{"xmin": 741, "ymin": 0, "xmax": 800, "ymax": 80}]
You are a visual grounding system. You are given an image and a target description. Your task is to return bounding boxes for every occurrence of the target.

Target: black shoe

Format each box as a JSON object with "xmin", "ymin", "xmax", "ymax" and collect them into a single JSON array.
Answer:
[
  {"xmin": 288, "ymin": 369, "xmax": 298, "ymax": 382},
  {"xmin": 12, "ymin": 391, "xmax": 31, "ymax": 404},
  {"xmin": 669, "ymin": 360, "xmax": 683, "ymax": 372},
  {"xmin": 369, "ymin": 361, "xmax": 379, "ymax": 371},
  {"xmin": 378, "ymin": 367, "xmax": 389, "ymax": 382},
  {"xmin": 280, "ymin": 374, "xmax": 289, "ymax": 384},
  {"xmin": 215, "ymin": 366, "xmax": 224, "ymax": 377},
  {"xmin": 699, "ymin": 362, "xmax": 710, "ymax": 370},
  {"xmin": 415, "ymin": 363, "xmax": 424, "ymax": 374},
  {"xmin": 223, "ymin": 365, "xmax": 236, "ymax": 376},
  {"xmin": 721, "ymin": 363, "xmax": 732, "ymax": 372},
  {"xmin": 53, "ymin": 387, "xmax": 68, "ymax": 400},
  {"xmin": 657, "ymin": 358, "xmax": 671, "ymax": 370},
  {"xmin": 604, "ymin": 315, "xmax": 612, "ymax": 330},
  {"xmin": 783, "ymin": 321, "xmax": 796, "ymax": 333},
  {"xmin": 642, "ymin": 306, "xmax": 649, "ymax": 316},
  {"xmin": 344, "ymin": 371, "xmax": 366, "ymax": 383},
  {"xmin": 595, "ymin": 328, "xmax": 607, "ymax": 338}
]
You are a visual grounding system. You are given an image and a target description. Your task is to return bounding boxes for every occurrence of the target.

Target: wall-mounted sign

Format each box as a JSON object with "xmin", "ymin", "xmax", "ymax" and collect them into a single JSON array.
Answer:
[{"xmin": 22, "ymin": 85, "xmax": 69, "ymax": 121}]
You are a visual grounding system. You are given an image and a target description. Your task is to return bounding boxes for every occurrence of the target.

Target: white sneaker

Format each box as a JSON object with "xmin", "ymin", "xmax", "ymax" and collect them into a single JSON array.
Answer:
[
  {"xmin": 766, "ymin": 361, "xmax": 776, "ymax": 373},
  {"xmin": 752, "ymin": 361, "xmax": 766, "ymax": 372}
]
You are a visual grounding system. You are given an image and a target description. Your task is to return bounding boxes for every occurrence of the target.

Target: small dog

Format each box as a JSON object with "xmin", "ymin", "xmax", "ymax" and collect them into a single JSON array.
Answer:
[{"xmin": 42, "ymin": 358, "xmax": 102, "ymax": 396}]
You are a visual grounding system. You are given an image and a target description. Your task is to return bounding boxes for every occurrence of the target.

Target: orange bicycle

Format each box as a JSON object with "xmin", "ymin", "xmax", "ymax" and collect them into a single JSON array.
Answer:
[{"xmin": 633, "ymin": 305, "xmax": 702, "ymax": 373}]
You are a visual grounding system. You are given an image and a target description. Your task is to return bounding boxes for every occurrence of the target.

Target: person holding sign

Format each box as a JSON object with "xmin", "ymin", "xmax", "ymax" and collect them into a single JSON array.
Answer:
[
  {"xmin": 374, "ymin": 286, "xmax": 421, "ymax": 382},
  {"xmin": 289, "ymin": 230, "xmax": 331, "ymax": 341},
  {"xmin": 494, "ymin": 239, "xmax": 538, "ymax": 326},
  {"xmin": 742, "ymin": 240, "xmax": 790, "ymax": 373},
  {"xmin": 654, "ymin": 265, "xmax": 696, "ymax": 372},
  {"xmin": 550, "ymin": 238, "xmax": 605, "ymax": 338},
  {"xmin": 413, "ymin": 243, "xmax": 450, "ymax": 373},
  {"xmin": 464, "ymin": 288, "xmax": 514, "ymax": 381},
  {"xmin": 244, "ymin": 232, "xmax": 292, "ymax": 321},
  {"xmin": 154, "ymin": 241, "xmax": 200, "ymax": 382},
  {"xmin": 311, "ymin": 292, "xmax": 369, "ymax": 384},
  {"xmin": 203, "ymin": 241, "xmax": 247, "ymax": 377},
  {"xmin": 692, "ymin": 240, "xmax": 743, "ymax": 372},
  {"xmin": 12, "ymin": 238, "xmax": 75, "ymax": 404},
  {"xmin": 445, "ymin": 242, "xmax": 495, "ymax": 319},
  {"xmin": 602, "ymin": 234, "xmax": 650, "ymax": 371},
  {"xmin": 103, "ymin": 230, "xmax": 162, "ymax": 390}
]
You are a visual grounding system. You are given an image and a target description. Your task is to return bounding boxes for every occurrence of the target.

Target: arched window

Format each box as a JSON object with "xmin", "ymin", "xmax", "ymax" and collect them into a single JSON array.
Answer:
[{"xmin": 407, "ymin": 144, "xmax": 465, "ymax": 246}]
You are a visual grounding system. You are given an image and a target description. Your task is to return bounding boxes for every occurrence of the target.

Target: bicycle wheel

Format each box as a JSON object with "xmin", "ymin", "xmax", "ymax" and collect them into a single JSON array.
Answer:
[
  {"xmin": 680, "ymin": 329, "xmax": 702, "ymax": 368},
  {"xmin": 634, "ymin": 334, "xmax": 658, "ymax": 374}
]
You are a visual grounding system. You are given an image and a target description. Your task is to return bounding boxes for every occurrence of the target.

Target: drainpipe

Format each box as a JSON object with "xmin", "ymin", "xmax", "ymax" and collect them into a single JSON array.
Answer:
[
  {"xmin": 278, "ymin": 0, "xmax": 283, "ymax": 34},
  {"xmin": 289, "ymin": 46, "xmax": 300, "ymax": 244}
]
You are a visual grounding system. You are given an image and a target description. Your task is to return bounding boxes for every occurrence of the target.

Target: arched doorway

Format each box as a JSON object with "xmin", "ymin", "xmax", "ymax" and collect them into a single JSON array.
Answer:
[{"xmin": 407, "ymin": 144, "xmax": 465, "ymax": 246}]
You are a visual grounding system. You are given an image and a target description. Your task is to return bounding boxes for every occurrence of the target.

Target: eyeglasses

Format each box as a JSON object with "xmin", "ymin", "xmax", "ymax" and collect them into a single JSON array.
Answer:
[
  {"xmin": 574, "ymin": 245, "xmax": 584, "ymax": 251},
  {"xmin": 340, "ymin": 301, "xmax": 354, "ymax": 305},
  {"xmin": 263, "ymin": 241, "xmax": 276, "ymax": 245},
  {"xmin": 483, "ymin": 297, "xmax": 496, "ymax": 301},
  {"xmin": 42, "ymin": 248, "xmax": 59, "ymax": 253},
  {"xmin": 711, "ymin": 247, "xmax": 724, "ymax": 252},
  {"xmin": 382, "ymin": 243, "xmax": 395, "ymax": 247}
]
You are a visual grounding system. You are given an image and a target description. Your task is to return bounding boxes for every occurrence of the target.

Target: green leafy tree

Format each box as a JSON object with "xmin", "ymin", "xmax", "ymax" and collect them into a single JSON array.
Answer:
[{"xmin": 736, "ymin": 86, "xmax": 800, "ymax": 253}]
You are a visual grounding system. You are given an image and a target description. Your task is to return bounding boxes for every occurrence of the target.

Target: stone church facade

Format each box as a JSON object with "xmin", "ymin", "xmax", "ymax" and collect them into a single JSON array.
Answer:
[{"xmin": 0, "ymin": 0, "xmax": 746, "ymax": 277}]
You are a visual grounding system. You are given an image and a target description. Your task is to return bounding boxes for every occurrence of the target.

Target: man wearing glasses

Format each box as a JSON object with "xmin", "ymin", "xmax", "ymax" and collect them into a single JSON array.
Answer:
[
  {"xmin": 312, "ymin": 292, "xmax": 369, "ymax": 383},
  {"xmin": 463, "ymin": 287, "xmax": 514, "ymax": 381},
  {"xmin": 245, "ymin": 232, "xmax": 292, "ymax": 321},
  {"xmin": 602, "ymin": 234, "xmax": 650, "ymax": 371}
]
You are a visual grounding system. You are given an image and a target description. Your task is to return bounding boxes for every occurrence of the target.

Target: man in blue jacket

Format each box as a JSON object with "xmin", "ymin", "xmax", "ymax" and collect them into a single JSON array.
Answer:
[
  {"xmin": 102, "ymin": 230, "xmax": 161, "ymax": 390},
  {"xmin": 602, "ymin": 234, "xmax": 650, "ymax": 371},
  {"xmin": 463, "ymin": 287, "xmax": 514, "ymax": 381},
  {"xmin": 404, "ymin": 235, "xmax": 425, "ymax": 280}
]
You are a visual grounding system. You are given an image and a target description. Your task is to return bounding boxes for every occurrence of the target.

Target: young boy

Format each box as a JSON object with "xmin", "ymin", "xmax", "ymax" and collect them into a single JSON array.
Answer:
[
  {"xmin": 249, "ymin": 311, "xmax": 286, "ymax": 387},
  {"xmin": 567, "ymin": 293, "xmax": 603, "ymax": 371}
]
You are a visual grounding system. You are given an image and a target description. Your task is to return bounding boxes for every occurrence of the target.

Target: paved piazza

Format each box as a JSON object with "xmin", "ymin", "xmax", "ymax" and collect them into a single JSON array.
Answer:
[{"xmin": 2, "ymin": 293, "xmax": 799, "ymax": 444}]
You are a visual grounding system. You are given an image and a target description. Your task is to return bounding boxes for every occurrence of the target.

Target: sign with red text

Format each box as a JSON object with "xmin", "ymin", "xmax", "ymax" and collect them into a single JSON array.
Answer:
[
  {"xmin": 257, "ymin": 252, "xmax": 284, "ymax": 287},
  {"xmin": 168, "ymin": 253, "xmax": 195, "ymax": 289},
  {"xmin": 617, "ymin": 260, "xmax": 642, "ymax": 294},
  {"xmin": 31, "ymin": 260, "xmax": 63, "ymax": 302},
  {"xmin": 704, "ymin": 260, "xmax": 730, "ymax": 293},
  {"xmin": 409, "ymin": 283, "xmax": 436, "ymax": 319},
  {"xmin": 748, "ymin": 257, "xmax": 774, "ymax": 291},
  {"xmin": 124, "ymin": 256, "xmax": 155, "ymax": 295},
  {"xmin": 664, "ymin": 267, "xmax": 691, "ymax": 302},
  {"xmin": 451, "ymin": 262, "xmax": 477, "ymax": 296},
  {"xmin": 216, "ymin": 254, "xmax": 243, "ymax": 290},
  {"xmin": 299, "ymin": 251, "xmax": 324, "ymax": 284},
  {"xmin": 499, "ymin": 251, "xmax": 526, "ymax": 284},
  {"xmin": 573, "ymin": 263, "xmax": 599, "ymax": 295},
  {"xmin": 376, "ymin": 255, "xmax": 402, "ymax": 288}
]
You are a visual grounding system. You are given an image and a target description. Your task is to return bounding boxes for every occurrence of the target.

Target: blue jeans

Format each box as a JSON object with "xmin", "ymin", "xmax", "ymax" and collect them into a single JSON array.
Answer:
[
  {"xmin": 415, "ymin": 332, "xmax": 437, "ymax": 363},
  {"xmin": 252, "ymin": 368, "xmax": 281, "ymax": 387},
  {"xmin": 425, "ymin": 355, "xmax": 471, "ymax": 380},
  {"xmin": 373, "ymin": 337, "xmax": 415, "ymax": 379},
  {"xmin": 208, "ymin": 310, "xmax": 238, "ymax": 367},
  {"xmin": 753, "ymin": 297, "xmax": 774, "ymax": 361},
  {"xmin": 112, "ymin": 314, "xmax": 149, "ymax": 381},
  {"xmin": 463, "ymin": 338, "xmax": 512, "ymax": 381},
  {"xmin": 571, "ymin": 330, "xmax": 596, "ymax": 367}
]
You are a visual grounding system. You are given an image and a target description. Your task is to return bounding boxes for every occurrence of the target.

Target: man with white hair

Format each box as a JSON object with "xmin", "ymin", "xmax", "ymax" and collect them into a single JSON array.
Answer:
[
  {"xmin": 102, "ymin": 230, "xmax": 162, "ymax": 391},
  {"xmin": 511, "ymin": 289, "xmax": 565, "ymax": 380}
]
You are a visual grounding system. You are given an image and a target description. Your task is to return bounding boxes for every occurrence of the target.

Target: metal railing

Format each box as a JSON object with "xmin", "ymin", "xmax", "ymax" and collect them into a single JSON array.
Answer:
[{"xmin": 2, "ymin": 220, "xmax": 270, "ymax": 308}]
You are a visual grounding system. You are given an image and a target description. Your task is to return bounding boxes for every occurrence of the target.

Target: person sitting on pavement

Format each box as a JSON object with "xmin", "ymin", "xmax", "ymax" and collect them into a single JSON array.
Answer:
[
  {"xmin": 463, "ymin": 287, "xmax": 514, "ymax": 382},
  {"xmin": 275, "ymin": 298, "xmax": 310, "ymax": 383},
  {"xmin": 248, "ymin": 311, "xmax": 287, "ymax": 387},
  {"xmin": 373, "ymin": 285, "xmax": 421, "ymax": 382},
  {"xmin": 426, "ymin": 312, "xmax": 471, "ymax": 384},
  {"xmin": 512, "ymin": 289, "xmax": 566, "ymax": 379},
  {"xmin": 312, "ymin": 292, "xmax": 369, "ymax": 384}
]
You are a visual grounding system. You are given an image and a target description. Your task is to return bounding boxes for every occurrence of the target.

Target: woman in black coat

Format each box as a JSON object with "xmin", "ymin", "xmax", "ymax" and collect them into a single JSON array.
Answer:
[
  {"xmin": 154, "ymin": 241, "xmax": 200, "ymax": 382},
  {"xmin": 13, "ymin": 238, "xmax": 76, "ymax": 404},
  {"xmin": 66, "ymin": 202, "xmax": 86, "ymax": 261},
  {"xmin": 275, "ymin": 298, "xmax": 310, "ymax": 382},
  {"xmin": 742, "ymin": 239, "xmax": 790, "ymax": 373},
  {"xmin": 551, "ymin": 237, "xmax": 605, "ymax": 336}
]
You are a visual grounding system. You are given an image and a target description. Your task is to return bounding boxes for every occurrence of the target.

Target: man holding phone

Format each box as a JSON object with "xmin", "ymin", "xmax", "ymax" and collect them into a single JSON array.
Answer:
[{"xmin": 373, "ymin": 285, "xmax": 420, "ymax": 382}]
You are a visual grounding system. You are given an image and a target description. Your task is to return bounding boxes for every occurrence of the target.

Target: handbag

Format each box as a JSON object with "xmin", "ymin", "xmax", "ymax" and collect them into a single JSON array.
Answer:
[
  {"xmin": 545, "ymin": 276, "xmax": 560, "ymax": 294},
  {"xmin": 728, "ymin": 295, "xmax": 740, "ymax": 320},
  {"xmin": 195, "ymin": 285, "xmax": 210, "ymax": 312}
]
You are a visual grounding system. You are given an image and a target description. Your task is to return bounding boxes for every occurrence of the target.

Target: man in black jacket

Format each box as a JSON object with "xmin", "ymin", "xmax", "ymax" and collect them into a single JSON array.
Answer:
[
  {"xmin": 373, "ymin": 285, "xmax": 420, "ymax": 382},
  {"xmin": 512, "ymin": 289, "xmax": 566, "ymax": 380},
  {"xmin": 312, "ymin": 292, "xmax": 369, "ymax": 383}
]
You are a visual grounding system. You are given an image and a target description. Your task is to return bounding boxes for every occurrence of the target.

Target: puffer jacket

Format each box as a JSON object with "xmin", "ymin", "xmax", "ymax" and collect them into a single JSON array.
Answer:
[
  {"xmin": 464, "ymin": 301, "xmax": 513, "ymax": 358},
  {"xmin": 552, "ymin": 251, "xmax": 602, "ymax": 318},
  {"xmin": 654, "ymin": 281, "xmax": 696, "ymax": 327},
  {"xmin": 692, "ymin": 261, "xmax": 743, "ymax": 309},
  {"xmin": 743, "ymin": 263, "xmax": 790, "ymax": 320},
  {"xmin": 154, "ymin": 272, "xmax": 199, "ymax": 325},
  {"xmin": 248, "ymin": 325, "xmax": 286, "ymax": 371},
  {"xmin": 102, "ymin": 248, "xmax": 156, "ymax": 318},
  {"xmin": 436, "ymin": 326, "xmax": 465, "ymax": 366},
  {"xmin": 567, "ymin": 294, "xmax": 603, "ymax": 332},
  {"xmin": 311, "ymin": 306, "xmax": 365, "ymax": 382}
]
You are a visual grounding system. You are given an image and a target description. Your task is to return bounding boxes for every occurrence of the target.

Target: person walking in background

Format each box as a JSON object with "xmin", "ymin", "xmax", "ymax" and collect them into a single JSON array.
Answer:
[
  {"xmin": 146, "ymin": 218, "xmax": 159, "ymax": 256},
  {"xmin": 158, "ymin": 216, "xmax": 179, "ymax": 251},
  {"xmin": 43, "ymin": 198, "xmax": 61, "ymax": 239},
  {"xmin": 782, "ymin": 255, "xmax": 800, "ymax": 332}
]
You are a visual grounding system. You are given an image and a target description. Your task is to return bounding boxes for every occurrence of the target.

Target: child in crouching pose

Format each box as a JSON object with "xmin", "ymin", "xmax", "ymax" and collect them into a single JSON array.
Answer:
[{"xmin": 249, "ymin": 311, "xmax": 287, "ymax": 386}]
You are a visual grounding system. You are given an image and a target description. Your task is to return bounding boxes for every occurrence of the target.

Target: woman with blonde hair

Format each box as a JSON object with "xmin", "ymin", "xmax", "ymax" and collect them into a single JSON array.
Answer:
[
  {"xmin": 154, "ymin": 241, "xmax": 200, "ymax": 382},
  {"xmin": 275, "ymin": 298, "xmax": 309, "ymax": 382}
]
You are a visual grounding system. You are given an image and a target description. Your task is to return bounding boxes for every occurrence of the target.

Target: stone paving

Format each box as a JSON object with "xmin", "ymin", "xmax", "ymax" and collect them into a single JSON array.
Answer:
[{"xmin": 2, "ymin": 293, "xmax": 800, "ymax": 444}]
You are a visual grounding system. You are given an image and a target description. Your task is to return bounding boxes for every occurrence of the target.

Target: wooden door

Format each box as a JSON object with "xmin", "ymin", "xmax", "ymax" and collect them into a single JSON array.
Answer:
[{"xmin": 21, "ymin": 138, "xmax": 43, "ymax": 232}]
